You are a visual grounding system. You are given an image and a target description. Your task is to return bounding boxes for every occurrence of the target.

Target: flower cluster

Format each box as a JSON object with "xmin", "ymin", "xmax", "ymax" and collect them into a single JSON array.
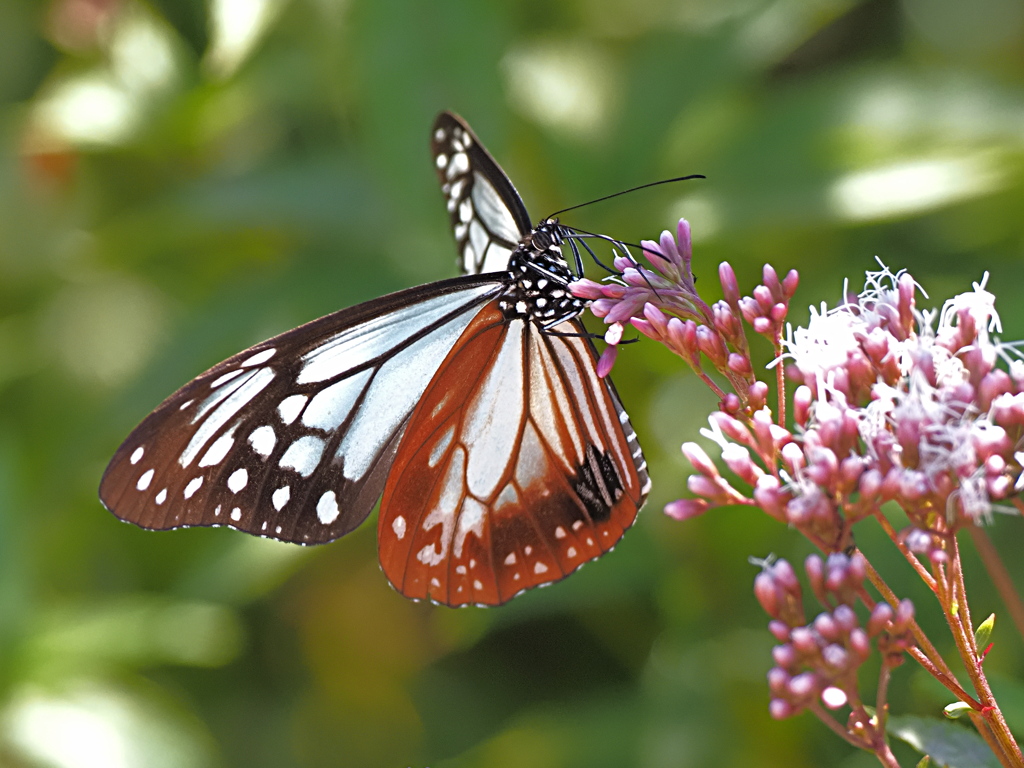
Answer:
[
  {"xmin": 571, "ymin": 220, "xmax": 798, "ymax": 407},
  {"xmin": 756, "ymin": 553, "xmax": 915, "ymax": 722},
  {"xmin": 579, "ymin": 218, "xmax": 1024, "ymax": 766}
]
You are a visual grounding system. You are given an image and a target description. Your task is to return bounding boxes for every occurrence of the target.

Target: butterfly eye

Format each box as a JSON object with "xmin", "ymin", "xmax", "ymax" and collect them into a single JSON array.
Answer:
[{"xmin": 100, "ymin": 109, "xmax": 650, "ymax": 606}]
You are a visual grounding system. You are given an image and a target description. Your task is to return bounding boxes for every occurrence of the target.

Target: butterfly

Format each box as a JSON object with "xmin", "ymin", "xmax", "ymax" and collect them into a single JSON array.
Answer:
[{"xmin": 99, "ymin": 111, "xmax": 650, "ymax": 606}]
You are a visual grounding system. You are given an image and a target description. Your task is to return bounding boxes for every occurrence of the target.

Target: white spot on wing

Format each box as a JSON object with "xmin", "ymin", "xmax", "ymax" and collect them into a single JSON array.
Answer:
[
  {"xmin": 136, "ymin": 468, "xmax": 154, "ymax": 491},
  {"xmin": 241, "ymin": 348, "xmax": 276, "ymax": 367},
  {"xmin": 248, "ymin": 425, "xmax": 276, "ymax": 457},
  {"xmin": 155, "ymin": 488, "xmax": 167, "ymax": 505},
  {"xmin": 211, "ymin": 369, "xmax": 244, "ymax": 388},
  {"xmin": 473, "ymin": 579, "xmax": 483, "ymax": 590},
  {"xmin": 277, "ymin": 394, "xmax": 307, "ymax": 425},
  {"xmin": 280, "ymin": 435, "xmax": 326, "ymax": 478},
  {"xmin": 534, "ymin": 562, "xmax": 548, "ymax": 575},
  {"xmin": 504, "ymin": 552, "xmax": 517, "ymax": 565},
  {"xmin": 302, "ymin": 369, "xmax": 372, "ymax": 431},
  {"xmin": 198, "ymin": 428, "xmax": 236, "ymax": 468},
  {"xmin": 184, "ymin": 476, "xmax": 203, "ymax": 499},
  {"xmin": 454, "ymin": 497, "xmax": 486, "ymax": 558},
  {"xmin": 567, "ymin": 546, "xmax": 577, "ymax": 558},
  {"xmin": 230, "ymin": 508, "xmax": 242, "ymax": 521},
  {"xmin": 448, "ymin": 151, "xmax": 469, "ymax": 178},
  {"xmin": 297, "ymin": 286, "xmax": 496, "ymax": 386},
  {"xmin": 392, "ymin": 515, "xmax": 406, "ymax": 540},
  {"xmin": 416, "ymin": 446, "xmax": 464, "ymax": 566},
  {"xmin": 181, "ymin": 367, "xmax": 275, "ymax": 467},
  {"xmin": 471, "ymin": 170, "xmax": 521, "ymax": 244},
  {"xmin": 227, "ymin": 468, "xmax": 248, "ymax": 493},
  {"xmin": 464, "ymin": 319, "xmax": 524, "ymax": 498},
  {"xmin": 429, "ymin": 425, "xmax": 455, "ymax": 468},
  {"xmin": 130, "ymin": 447, "xmax": 144, "ymax": 465},
  {"xmin": 316, "ymin": 491, "xmax": 339, "ymax": 525},
  {"xmin": 272, "ymin": 486, "xmax": 290, "ymax": 511},
  {"xmin": 555, "ymin": 526, "xmax": 566, "ymax": 539}
]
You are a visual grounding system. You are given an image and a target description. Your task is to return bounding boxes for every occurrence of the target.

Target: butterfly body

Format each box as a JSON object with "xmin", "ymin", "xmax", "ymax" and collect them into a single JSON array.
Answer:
[{"xmin": 100, "ymin": 111, "xmax": 648, "ymax": 606}]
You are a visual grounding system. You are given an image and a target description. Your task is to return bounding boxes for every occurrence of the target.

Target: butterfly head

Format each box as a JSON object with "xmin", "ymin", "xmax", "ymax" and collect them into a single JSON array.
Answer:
[{"xmin": 527, "ymin": 218, "xmax": 563, "ymax": 252}]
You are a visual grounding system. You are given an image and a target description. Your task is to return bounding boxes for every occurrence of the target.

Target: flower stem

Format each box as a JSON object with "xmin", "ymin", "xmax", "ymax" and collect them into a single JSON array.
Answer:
[
  {"xmin": 967, "ymin": 525, "xmax": 1024, "ymax": 643},
  {"xmin": 773, "ymin": 333, "xmax": 786, "ymax": 427},
  {"xmin": 872, "ymin": 511, "xmax": 938, "ymax": 592},
  {"xmin": 944, "ymin": 536, "xmax": 1024, "ymax": 768}
]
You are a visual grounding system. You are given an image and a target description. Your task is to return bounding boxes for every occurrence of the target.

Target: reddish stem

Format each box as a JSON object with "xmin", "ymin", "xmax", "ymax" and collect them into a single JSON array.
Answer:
[{"xmin": 968, "ymin": 525, "xmax": 1024, "ymax": 644}]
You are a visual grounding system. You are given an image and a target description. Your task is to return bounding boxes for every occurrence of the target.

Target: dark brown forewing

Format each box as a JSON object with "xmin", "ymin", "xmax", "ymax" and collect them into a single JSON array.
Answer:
[
  {"xmin": 377, "ymin": 306, "xmax": 649, "ymax": 607},
  {"xmin": 431, "ymin": 111, "xmax": 533, "ymax": 275},
  {"xmin": 100, "ymin": 276, "xmax": 504, "ymax": 545}
]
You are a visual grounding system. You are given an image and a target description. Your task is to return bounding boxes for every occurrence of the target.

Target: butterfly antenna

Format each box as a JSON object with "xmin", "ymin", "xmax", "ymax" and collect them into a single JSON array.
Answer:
[
  {"xmin": 546, "ymin": 174, "xmax": 705, "ymax": 219},
  {"xmin": 562, "ymin": 226, "xmax": 665, "ymax": 298}
]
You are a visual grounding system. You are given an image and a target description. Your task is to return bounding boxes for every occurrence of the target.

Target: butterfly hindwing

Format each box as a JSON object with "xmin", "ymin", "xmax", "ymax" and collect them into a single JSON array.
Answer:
[
  {"xmin": 377, "ymin": 302, "xmax": 649, "ymax": 606},
  {"xmin": 432, "ymin": 111, "xmax": 533, "ymax": 275},
  {"xmin": 100, "ymin": 276, "xmax": 505, "ymax": 544}
]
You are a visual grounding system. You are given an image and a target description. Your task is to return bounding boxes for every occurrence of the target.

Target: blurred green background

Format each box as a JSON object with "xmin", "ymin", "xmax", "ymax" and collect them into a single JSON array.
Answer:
[{"xmin": 3, "ymin": 0, "xmax": 1024, "ymax": 766}]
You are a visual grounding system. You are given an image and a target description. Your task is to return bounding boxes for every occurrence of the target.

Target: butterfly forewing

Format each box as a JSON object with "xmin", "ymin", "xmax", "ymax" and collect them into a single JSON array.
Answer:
[
  {"xmin": 432, "ymin": 112, "xmax": 533, "ymax": 275},
  {"xmin": 100, "ymin": 277, "xmax": 505, "ymax": 544},
  {"xmin": 377, "ymin": 303, "xmax": 649, "ymax": 607}
]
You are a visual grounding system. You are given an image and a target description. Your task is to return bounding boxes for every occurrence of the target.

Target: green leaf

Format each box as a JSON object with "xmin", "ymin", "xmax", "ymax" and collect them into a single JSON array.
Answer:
[
  {"xmin": 975, "ymin": 613, "xmax": 996, "ymax": 651},
  {"xmin": 888, "ymin": 715, "xmax": 1000, "ymax": 768},
  {"xmin": 917, "ymin": 757, "xmax": 931, "ymax": 768}
]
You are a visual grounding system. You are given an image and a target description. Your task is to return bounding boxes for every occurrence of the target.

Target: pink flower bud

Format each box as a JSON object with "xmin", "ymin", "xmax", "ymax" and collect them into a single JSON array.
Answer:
[
  {"xmin": 754, "ymin": 476, "xmax": 788, "ymax": 521},
  {"xmin": 773, "ymin": 643, "xmax": 798, "ymax": 669},
  {"xmin": 833, "ymin": 604, "xmax": 858, "ymax": 632},
  {"xmin": 696, "ymin": 326, "xmax": 727, "ymax": 366},
  {"xmin": 631, "ymin": 317, "xmax": 657, "ymax": 340},
  {"xmin": 682, "ymin": 442, "xmax": 719, "ymax": 477},
  {"xmin": 643, "ymin": 302, "xmax": 669, "ymax": 336},
  {"xmin": 719, "ymin": 261, "xmax": 740, "ymax": 306},
  {"xmin": 868, "ymin": 603, "xmax": 894, "ymax": 636},
  {"xmin": 805, "ymin": 447, "xmax": 838, "ymax": 487},
  {"xmin": 748, "ymin": 381, "xmax": 769, "ymax": 411},
  {"xmin": 767, "ymin": 667, "xmax": 791, "ymax": 695},
  {"xmin": 722, "ymin": 444, "xmax": 762, "ymax": 484},
  {"xmin": 904, "ymin": 528, "xmax": 932, "ymax": 553},
  {"xmin": 790, "ymin": 627, "xmax": 818, "ymax": 655},
  {"xmin": 849, "ymin": 628, "xmax": 871, "ymax": 659},
  {"xmin": 813, "ymin": 613, "xmax": 840, "ymax": 641},
  {"xmin": 597, "ymin": 345, "xmax": 618, "ymax": 378},
  {"xmin": 793, "ymin": 386, "xmax": 812, "ymax": 427},
  {"xmin": 768, "ymin": 620, "xmax": 791, "ymax": 641},
  {"xmin": 822, "ymin": 644, "xmax": 849, "ymax": 671},
  {"xmin": 755, "ymin": 573, "xmax": 782, "ymax": 618},
  {"xmin": 782, "ymin": 269, "xmax": 799, "ymax": 298},
  {"xmin": 664, "ymin": 498, "xmax": 709, "ymax": 520},
  {"xmin": 687, "ymin": 475, "xmax": 723, "ymax": 498},
  {"xmin": 805, "ymin": 554, "xmax": 826, "ymax": 602},
  {"xmin": 762, "ymin": 264, "xmax": 782, "ymax": 299},
  {"xmin": 769, "ymin": 698, "xmax": 794, "ymax": 719},
  {"xmin": 821, "ymin": 686, "xmax": 848, "ymax": 709},
  {"xmin": 570, "ymin": 279, "xmax": 607, "ymax": 300},
  {"xmin": 893, "ymin": 599, "xmax": 915, "ymax": 631},
  {"xmin": 788, "ymin": 671, "xmax": 820, "ymax": 699},
  {"xmin": 721, "ymin": 393, "xmax": 742, "ymax": 414},
  {"xmin": 979, "ymin": 369, "xmax": 1012, "ymax": 410},
  {"xmin": 728, "ymin": 353, "xmax": 753, "ymax": 375}
]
